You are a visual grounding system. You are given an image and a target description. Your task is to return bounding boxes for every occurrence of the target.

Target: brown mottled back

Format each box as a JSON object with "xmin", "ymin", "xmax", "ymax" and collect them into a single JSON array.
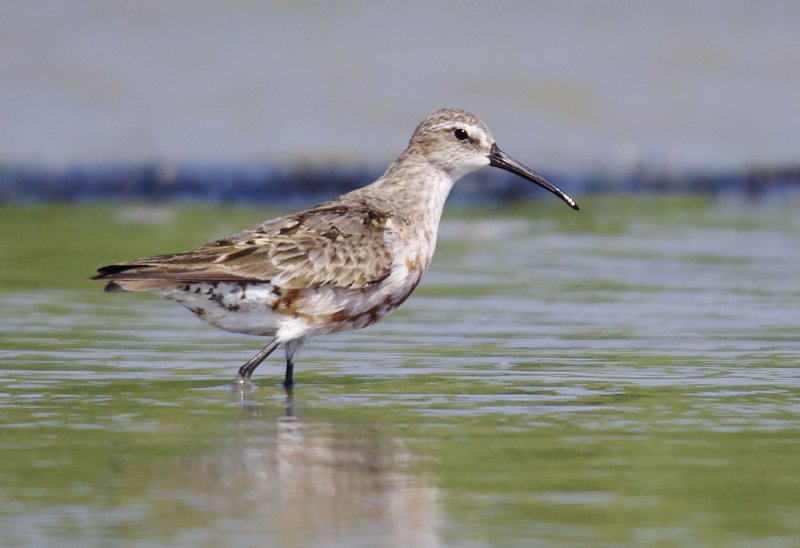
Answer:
[{"xmin": 95, "ymin": 202, "xmax": 395, "ymax": 290}]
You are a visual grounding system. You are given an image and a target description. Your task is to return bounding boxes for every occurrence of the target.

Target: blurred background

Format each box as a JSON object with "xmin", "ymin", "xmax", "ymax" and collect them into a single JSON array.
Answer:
[
  {"xmin": 2, "ymin": 0, "xmax": 798, "ymax": 199},
  {"xmin": 2, "ymin": 2, "xmax": 800, "ymax": 547}
]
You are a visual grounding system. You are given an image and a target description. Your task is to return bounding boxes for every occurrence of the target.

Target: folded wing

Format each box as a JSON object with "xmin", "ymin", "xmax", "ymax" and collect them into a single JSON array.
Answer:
[{"xmin": 91, "ymin": 204, "xmax": 395, "ymax": 291}]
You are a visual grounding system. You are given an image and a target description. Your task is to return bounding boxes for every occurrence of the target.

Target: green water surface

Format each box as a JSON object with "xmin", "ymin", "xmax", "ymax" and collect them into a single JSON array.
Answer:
[{"xmin": 1, "ymin": 196, "xmax": 799, "ymax": 546}]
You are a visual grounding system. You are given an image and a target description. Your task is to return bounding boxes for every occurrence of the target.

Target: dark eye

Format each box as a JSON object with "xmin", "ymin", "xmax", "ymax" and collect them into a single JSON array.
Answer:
[{"xmin": 453, "ymin": 128, "xmax": 469, "ymax": 141}]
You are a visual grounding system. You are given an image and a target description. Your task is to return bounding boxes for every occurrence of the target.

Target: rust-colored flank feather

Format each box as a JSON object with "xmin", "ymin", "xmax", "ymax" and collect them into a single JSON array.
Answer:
[{"xmin": 92, "ymin": 108, "xmax": 579, "ymax": 390}]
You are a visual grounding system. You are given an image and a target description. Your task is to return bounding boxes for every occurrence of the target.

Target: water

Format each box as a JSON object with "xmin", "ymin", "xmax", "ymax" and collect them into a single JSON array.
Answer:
[{"xmin": 1, "ymin": 196, "xmax": 799, "ymax": 546}]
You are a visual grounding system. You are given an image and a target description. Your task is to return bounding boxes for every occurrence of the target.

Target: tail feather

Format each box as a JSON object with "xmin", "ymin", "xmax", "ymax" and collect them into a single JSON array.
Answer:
[
  {"xmin": 92, "ymin": 264, "xmax": 187, "ymax": 292},
  {"xmin": 99, "ymin": 278, "xmax": 184, "ymax": 292}
]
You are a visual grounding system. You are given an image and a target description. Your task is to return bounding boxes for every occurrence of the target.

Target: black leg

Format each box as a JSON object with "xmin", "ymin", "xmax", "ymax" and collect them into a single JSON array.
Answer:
[
  {"xmin": 236, "ymin": 338, "xmax": 280, "ymax": 382},
  {"xmin": 282, "ymin": 338, "xmax": 304, "ymax": 393},
  {"xmin": 283, "ymin": 355, "xmax": 294, "ymax": 394}
]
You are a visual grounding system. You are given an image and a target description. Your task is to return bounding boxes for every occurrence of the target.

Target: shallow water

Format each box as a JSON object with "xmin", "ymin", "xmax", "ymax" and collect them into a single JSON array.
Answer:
[{"xmin": 1, "ymin": 196, "xmax": 799, "ymax": 546}]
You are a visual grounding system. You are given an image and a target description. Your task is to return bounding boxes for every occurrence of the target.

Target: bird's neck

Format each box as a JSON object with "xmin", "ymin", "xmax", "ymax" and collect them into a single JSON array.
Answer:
[{"xmin": 365, "ymin": 155, "xmax": 457, "ymax": 228}]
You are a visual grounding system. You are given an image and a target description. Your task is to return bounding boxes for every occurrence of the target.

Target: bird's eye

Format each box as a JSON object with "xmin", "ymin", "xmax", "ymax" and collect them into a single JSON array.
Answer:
[{"xmin": 453, "ymin": 128, "xmax": 469, "ymax": 141}]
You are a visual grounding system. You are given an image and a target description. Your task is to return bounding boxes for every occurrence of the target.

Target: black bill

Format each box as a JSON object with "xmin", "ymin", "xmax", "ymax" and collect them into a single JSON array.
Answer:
[{"xmin": 488, "ymin": 144, "xmax": 579, "ymax": 210}]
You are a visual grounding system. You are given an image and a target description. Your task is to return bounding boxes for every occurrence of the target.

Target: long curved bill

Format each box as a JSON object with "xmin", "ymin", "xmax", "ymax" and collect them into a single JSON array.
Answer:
[{"xmin": 488, "ymin": 144, "xmax": 579, "ymax": 210}]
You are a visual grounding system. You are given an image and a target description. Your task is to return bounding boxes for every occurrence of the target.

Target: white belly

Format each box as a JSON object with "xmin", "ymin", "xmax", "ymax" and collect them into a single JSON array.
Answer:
[{"xmin": 156, "ymin": 282, "xmax": 284, "ymax": 336}]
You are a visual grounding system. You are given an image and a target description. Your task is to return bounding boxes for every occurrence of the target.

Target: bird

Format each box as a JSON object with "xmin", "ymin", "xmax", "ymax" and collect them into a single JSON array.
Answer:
[{"xmin": 91, "ymin": 108, "xmax": 579, "ymax": 391}]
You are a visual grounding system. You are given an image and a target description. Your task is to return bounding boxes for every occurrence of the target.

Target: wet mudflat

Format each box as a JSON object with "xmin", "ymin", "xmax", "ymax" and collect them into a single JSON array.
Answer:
[{"xmin": 1, "ymin": 196, "xmax": 799, "ymax": 546}]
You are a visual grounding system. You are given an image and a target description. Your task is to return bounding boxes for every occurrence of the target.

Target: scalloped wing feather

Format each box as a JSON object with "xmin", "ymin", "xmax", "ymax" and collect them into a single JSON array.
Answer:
[{"xmin": 91, "ymin": 204, "xmax": 395, "ymax": 291}]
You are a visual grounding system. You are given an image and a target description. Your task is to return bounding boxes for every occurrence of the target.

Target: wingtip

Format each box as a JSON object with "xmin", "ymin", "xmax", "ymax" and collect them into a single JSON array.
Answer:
[
  {"xmin": 92, "ymin": 264, "xmax": 131, "ymax": 278},
  {"xmin": 90, "ymin": 265, "xmax": 132, "ymax": 291}
]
